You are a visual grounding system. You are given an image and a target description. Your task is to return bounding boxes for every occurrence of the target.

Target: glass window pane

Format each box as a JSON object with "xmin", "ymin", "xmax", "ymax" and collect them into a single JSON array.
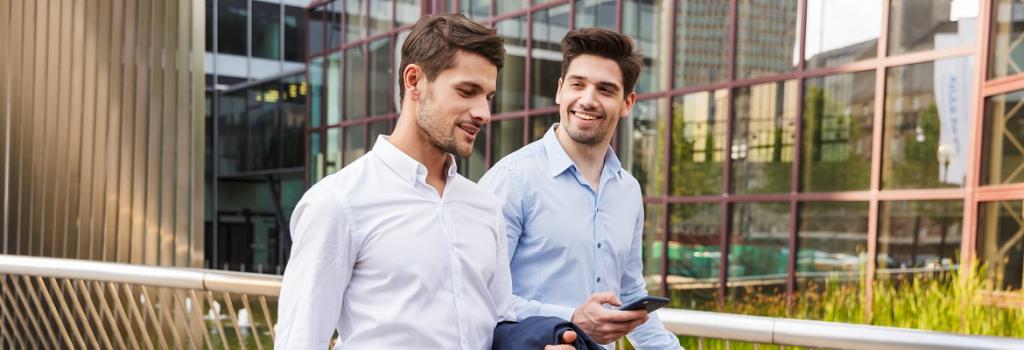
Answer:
[
  {"xmin": 252, "ymin": 1, "xmax": 282, "ymax": 60},
  {"xmin": 368, "ymin": 120, "xmax": 391, "ymax": 148},
  {"xmin": 644, "ymin": 204, "xmax": 667, "ymax": 296},
  {"xmin": 797, "ymin": 201, "xmax": 869, "ymax": 289},
  {"xmin": 281, "ymin": 74, "xmax": 306, "ymax": 168},
  {"xmin": 206, "ymin": 0, "xmax": 214, "ymax": 52},
  {"xmin": 982, "ymin": 89, "xmax": 1024, "ymax": 185},
  {"xmin": 326, "ymin": 53, "xmax": 342, "ymax": 125},
  {"xmin": 343, "ymin": 125, "xmax": 366, "ymax": 167},
  {"xmin": 729, "ymin": 202, "xmax": 790, "ymax": 296},
  {"xmin": 989, "ymin": 0, "xmax": 1024, "ymax": 78},
  {"xmin": 219, "ymin": 90, "xmax": 247, "ymax": 175},
  {"xmin": 397, "ymin": 0, "xmax": 420, "ymax": 27},
  {"xmin": 346, "ymin": 0, "xmax": 367, "ymax": 42},
  {"xmin": 674, "ymin": 0, "xmax": 730, "ymax": 89},
  {"xmin": 309, "ymin": 132, "xmax": 323, "ymax": 183},
  {"xmin": 491, "ymin": 118, "xmax": 525, "ymax": 164},
  {"xmin": 327, "ymin": 1, "xmax": 342, "ymax": 50},
  {"xmin": 667, "ymin": 203, "xmax": 722, "ymax": 308},
  {"xmin": 530, "ymin": 113, "xmax": 560, "ymax": 142},
  {"xmin": 344, "ymin": 46, "xmax": 367, "ymax": 120},
  {"xmin": 218, "ymin": 0, "xmax": 248, "ymax": 56},
  {"xmin": 284, "ymin": 6, "xmax": 306, "ymax": 61},
  {"xmin": 624, "ymin": 0, "xmax": 671, "ymax": 94},
  {"xmin": 731, "ymin": 80, "xmax": 798, "ymax": 194},
  {"xmin": 461, "ymin": 0, "xmax": 490, "ymax": 20},
  {"xmin": 804, "ymin": 0, "xmax": 880, "ymax": 69},
  {"xmin": 670, "ymin": 90, "xmax": 727, "ymax": 196},
  {"xmin": 531, "ymin": 5, "xmax": 570, "ymax": 109},
  {"xmin": 736, "ymin": 0, "xmax": 800, "ymax": 79},
  {"xmin": 326, "ymin": 127, "xmax": 341, "ymax": 175},
  {"xmin": 369, "ymin": 0, "xmax": 393, "ymax": 35},
  {"xmin": 393, "ymin": 31, "xmax": 410, "ymax": 112},
  {"xmin": 977, "ymin": 200, "xmax": 1024, "ymax": 290},
  {"xmin": 801, "ymin": 71, "xmax": 875, "ymax": 192},
  {"xmin": 878, "ymin": 200, "xmax": 962, "ymax": 276},
  {"xmin": 457, "ymin": 125, "xmax": 488, "ymax": 181},
  {"xmin": 309, "ymin": 57, "xmax": 324, "ymax": 128},
  {"xmin": 496, "ymin": 1, "xmax": 520, "ymax": 16},
  {"xmin": 369, "ymin": 38, "xmax": 392, "ymax": 116},
  {"xmin": 882, "ymin": 57, "xmax": 973, "ymax": 189},
  {"xmin": 495, "ymin": 17, "xmax": 527, "ymax": 114},
  {"xmin": 629, "ymin": 98, "xmax": 669, "ymax": 196},
  {"xmin": 575, "ymin": 0, "xmax": 616, "ymax": 30},
  {"xmin": 887, "ymin": 0, "xmax": 978, "ymax": 56},
  {"xmin": 248, "ymin": 83, "xmax": 280, "ymax": 171},
  {"xmin": 308, "ymin": 5, "xmax": 326, "ymax": 55}
]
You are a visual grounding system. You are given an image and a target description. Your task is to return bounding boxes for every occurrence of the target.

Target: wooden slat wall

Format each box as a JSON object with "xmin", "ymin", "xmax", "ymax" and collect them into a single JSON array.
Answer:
[{"xmin": 0, "ymin": 0, "xmax": 205, "ymax": 268}]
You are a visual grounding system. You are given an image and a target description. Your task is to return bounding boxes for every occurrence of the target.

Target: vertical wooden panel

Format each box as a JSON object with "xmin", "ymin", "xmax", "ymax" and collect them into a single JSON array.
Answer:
[
  {"xmin": 130, "ymin": 0, "xmax": 152, "ymax": 266},
  {"xmin": 159, "ymin": 0, "xmax": 179, "ymax": 268},
  {"xmin": 116, "ymin": 0, "xmax": 138, "ymax": 265},
  {"xmin": 144, "ymin": 0, "xmax": 162, "ymax": 267},
  {"xmin": 89, "ymin": 0, "xmax": 112, "ymax": 261},
  {"xmin": 40, "ymin": 0, "xmax": 61, "ymax": 258},
  {"xmin": 100, "ymin": 0, "xmax": 124, "ymax": 263},
  {"xmin": 191, "ymin": 0, "xmax": 206, "ymax": 268},
  {"xmin": 76, "ymin": 0, "xmax": 98, "ymax": 260},
  {"xmin": 52, "ymin": 0, "xmax": 74, "ymax": 258},
  {"xmin": 0, "ymin": 0, "xmax": 10, "ymax": 255},
  {"xmin": 175, "ymin": 0, "xmax": 192, "ymax": 268},
  {"xmin": 28, "ymin": 0, "xmax": 46, "ymax": 256},
  {"xmin": 63, "ymin": 0, "xmax": 87, "ymax": 259},
  {"xmin": 10, "ymin": 0, "xmax": 27, "ymax": 256}
]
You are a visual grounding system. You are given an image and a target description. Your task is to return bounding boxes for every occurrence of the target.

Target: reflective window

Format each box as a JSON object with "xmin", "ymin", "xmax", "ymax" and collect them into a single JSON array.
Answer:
[
  {"xmin": 309, "ymin": 132, "xmax": 323, "ymax": 183},
  {"xmin": 575, "ymin": 0, "xmax": 617, "ymax": 30},
  {"xmin": 644, "ymin": 204, "xmax": 667, "ymax": 296},
  {"xmin": 624, "ymin": 0, "xmax": 671, "ymax": 94},
  {"xmin": 369, "ymin": 38, "xmax": 392, "ymax": 116},
  {"xmin": 461, "ymin": 0, "xmax": 490, "ymax": 20},
  {"xmin": 206, "ymin": 0, "xmax": 214, "ymax": 52},
  {"xmin": 531, "ymin": 5, "xmax": 570, "ymax": 109},
  {"xmin": 218, "ymin": 0, "xmax": 248, "ymax": 56},
  {"xmin": 982, "ymin": 89, "xmax": 1024, "ymax": 185},
  {"xmin": 530, "ymin": 113, "xmax": 560, "ymax": 142},
  {"xmin": 729, "ymin": 202, "xmax": 790, "ymax": 296},
  {"xmin": 327, "ymin": 1, "xmax": 343, "ymax": 50},
  {"xmin": 252, "ymin": 1, "xmax": 282, "ymax": 60},
  {"xmin": 887, "ymin": 0, "xmax": 978, "ymax": 56},
  {"xmin": 674, "ymin": 0, "xmax": 730, "ymax": 88},
  {"xmin": 308, "ymin": 5, "xmax": 325, "ymax": 55},
  {"xmin": 368, "ymin": 120, "xmax": 391, "ymax": 148},
  {"xmin": 325, "ymin": 127, "xmax": 341, "ymax": 175},
  {"xmin": 457, "ymin": 125, "xmax": 488, "ymax": 181},
  {"xmin": 878, "ymin": 200, "xmax": 962, "ymax": 276},
  {"xmin": 494, "ymin": 17, "xmax": 527, "ymax": 113},
  {"xmin": 281, "ymin": 75, "xmax": 307, "ymax": 168},
  {"xmin": 731, "ymin": 80, "xmax": 798, "ymax": 194},
  {"xmin": 344, "ymin": 46, "xmax": 367, "ymax": 120},
  {"xmin": 370, "ymin": 0, "xmax": 393, "ymax": 35},
  {"xmin": 630, "ymin": 98, "xmax": 669, "ymax": 196},
  {"xmin": 670, "ymin": 90, "xmax": 727, "ymax": 196},
  {"xmin": 736, "ymin": 0, "xmax": 800, "ymax": 79},
  {"xmin": 804, "ymin": 0, "xmax": 880, "ymax": 69},
  {"xmin": 882, "ymin": 57, "xmax": 973, "ymax": 189},
  {"xmin": 667, "ymin": 203, "xmax": 722, "ymax": 306},
  {"xmin": 397, "ymin": 0, "xmax": 420, "ymax": 27},
  {"xmin": 343, "ymin": 125, "xmax": 366, "ymax": 167},
  {"xmin": 310, "ymin": 57, "xmax": 325, "ymax": 128},
  {"xmin": 284, "ymin": 6, "xmax": 306, "ymax": 61},
  {"xmin": 977, "ymin": 200, "xmax": 1024, "ymax": 290},
  {"xmin": 797, "ymin": 201, "xmax": 869, "ymax": 289},
  {"xmin": 496, "ymin": 1, "xmax": 520, "ymax": 16},
  {"xmin": 219, "ymin": 90, "xmax": 247, "ymax": 174},
  {"xmin": 346, "ymin": 0, "xmax": 367, "ymax": 42},
  {"xmin": 989, "ymin": 0, "xmax": 1024, "ymax": 78},
  {"xmin": 248, "ymin": 83, "xmax": 280, "ymax": 170},
  {"xmin": 491, "ymin": 119, "xmax": 525, "ymax": 164},
  {"xmin": 801, "ymin": 71, "xmax": 875, "ymax": 192},
  {"xmin": 326, "ymin": 53, "xmax": 342, "ymax": 125}
]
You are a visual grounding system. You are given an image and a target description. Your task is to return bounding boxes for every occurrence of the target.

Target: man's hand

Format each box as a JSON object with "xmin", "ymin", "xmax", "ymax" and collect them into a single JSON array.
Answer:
[
  {"xmin": 544, "ymin": 330, "xmax": 577, "ymax": 350},
  {"xmin": 570, "ymin": 292, "xmax": 648, "ymax": 344}
]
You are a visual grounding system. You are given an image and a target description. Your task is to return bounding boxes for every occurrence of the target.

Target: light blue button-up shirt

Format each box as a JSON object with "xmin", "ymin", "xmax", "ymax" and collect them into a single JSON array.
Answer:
[{"xmin": 479, "ymin": 125, "xmax": 681, "ymax": 349}]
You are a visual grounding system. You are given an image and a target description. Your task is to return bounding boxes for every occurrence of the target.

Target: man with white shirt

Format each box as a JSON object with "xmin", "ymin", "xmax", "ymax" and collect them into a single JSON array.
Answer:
[
  {"xmin": 480, "ymin": 28, "xmax": 683, "ymax": 349},
  {"xmin": 275, "ymin": 14, "xmax": 576, "ymax": 349}
]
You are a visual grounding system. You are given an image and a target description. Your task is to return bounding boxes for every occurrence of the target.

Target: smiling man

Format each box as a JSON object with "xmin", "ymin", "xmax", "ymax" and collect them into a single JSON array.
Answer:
[
  {"xmin": 479, "ymin": 28, "xmax": 683, "ymax": 349},
  {"xmin": 275, "ymin": 14, "xmax": 575, "ymax": 349}
]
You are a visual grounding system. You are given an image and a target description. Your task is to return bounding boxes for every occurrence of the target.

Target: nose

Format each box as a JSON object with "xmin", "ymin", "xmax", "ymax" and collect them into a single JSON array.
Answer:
[
  {"xmin": 469, "ymin": 96, "xmax": 492, "ymax": 125},
  {"xmin": 577, "ymin": 86, "xmax": 597, "ymax": 110}
]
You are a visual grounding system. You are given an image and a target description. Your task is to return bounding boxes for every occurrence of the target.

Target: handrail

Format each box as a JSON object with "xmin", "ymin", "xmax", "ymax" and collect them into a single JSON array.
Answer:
[
  {"xmin": 0, "ymin": 254, "xmax": 281, "ymax": 296},
  {"xmin": 1, "ymin": 254, "xmax": 1023, "ymax": 349}
]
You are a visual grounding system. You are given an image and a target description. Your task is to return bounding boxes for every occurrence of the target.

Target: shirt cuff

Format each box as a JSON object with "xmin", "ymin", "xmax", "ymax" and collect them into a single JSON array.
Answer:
[{"xmin": 538, "ymin": 303, "xmax": 577, "ymax": 323}]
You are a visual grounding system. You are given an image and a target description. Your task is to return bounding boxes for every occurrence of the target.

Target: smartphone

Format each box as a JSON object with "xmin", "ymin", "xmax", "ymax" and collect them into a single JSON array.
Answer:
[{"xmin": 618, "ymin": 296, "xmax": 670, "ymax": 313}]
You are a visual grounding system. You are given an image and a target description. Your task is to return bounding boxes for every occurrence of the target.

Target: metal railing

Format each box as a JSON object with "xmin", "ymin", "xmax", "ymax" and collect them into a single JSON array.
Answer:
[{"xmin": 1, "ymin": 254, "xmax": 1023, "ymax": 350}]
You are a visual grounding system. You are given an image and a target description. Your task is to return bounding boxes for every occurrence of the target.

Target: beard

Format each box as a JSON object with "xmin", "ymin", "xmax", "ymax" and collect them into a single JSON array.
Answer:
[
  {"xmin": 415, "ymin": 90, "xmax": 473, "ymax": 158},
  {"xmin": 564, "ymin": 124, "xmax": 607, "ymax": 145}
]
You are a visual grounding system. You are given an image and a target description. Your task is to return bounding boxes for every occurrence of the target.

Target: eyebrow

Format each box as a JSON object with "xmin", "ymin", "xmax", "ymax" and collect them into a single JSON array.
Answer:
[{"xmin": 566, "ymin": 74, "xmax": 621, "ymax": 92}]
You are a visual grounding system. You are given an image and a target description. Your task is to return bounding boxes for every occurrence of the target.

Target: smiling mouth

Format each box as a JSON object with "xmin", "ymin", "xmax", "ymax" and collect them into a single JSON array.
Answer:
[
  {"xmin": 458, "ymin": 123, "xmax": 480, "ymax": 137},
  {"xmin": 572, "ymin": 110, "xmax": 602, "ymax": 121}
]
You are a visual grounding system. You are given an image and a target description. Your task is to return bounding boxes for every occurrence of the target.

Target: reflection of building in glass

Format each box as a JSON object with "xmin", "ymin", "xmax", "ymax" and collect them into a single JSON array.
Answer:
[{"xmin": 674, "ymin": 0, "xmax": 730, "ymax": 86}]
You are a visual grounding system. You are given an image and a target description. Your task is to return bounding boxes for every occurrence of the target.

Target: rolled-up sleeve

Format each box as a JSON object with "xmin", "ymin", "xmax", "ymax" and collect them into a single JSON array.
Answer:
[{"xmin": 274, "ymin": 186, "xmax": 355, "ymax": 349}]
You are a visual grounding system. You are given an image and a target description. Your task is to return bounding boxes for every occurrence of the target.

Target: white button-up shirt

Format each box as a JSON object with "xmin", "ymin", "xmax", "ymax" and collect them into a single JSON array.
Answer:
[{"xmin": 275, "ymin": 136, "xmax": 514, "ymax": 349}]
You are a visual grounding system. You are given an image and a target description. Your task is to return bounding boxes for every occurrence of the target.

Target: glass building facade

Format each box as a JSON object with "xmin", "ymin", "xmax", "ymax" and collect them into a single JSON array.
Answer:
[
  {"xmin": 206, "ymin": 0, "xmax": 309, "ymax": 274},
  {"xmin": 304, "ymin": 0, "xmax": 1024, "ymax": 305}
]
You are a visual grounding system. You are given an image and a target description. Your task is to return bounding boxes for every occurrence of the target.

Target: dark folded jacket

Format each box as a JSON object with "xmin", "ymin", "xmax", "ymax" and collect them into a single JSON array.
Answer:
[{"xmin": 492, "ymin": 316, "xmax": 603, "ymax": 350}]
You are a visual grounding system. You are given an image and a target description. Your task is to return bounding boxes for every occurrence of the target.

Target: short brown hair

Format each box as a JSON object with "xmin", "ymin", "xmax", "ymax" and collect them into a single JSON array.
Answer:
[
  {"xmin": 398, "ymin": 14, "xmax": 505, "ymax": 101},
  {"xmin": 560, "ymin": 28, "xmax": 644, "ymax": 96}
]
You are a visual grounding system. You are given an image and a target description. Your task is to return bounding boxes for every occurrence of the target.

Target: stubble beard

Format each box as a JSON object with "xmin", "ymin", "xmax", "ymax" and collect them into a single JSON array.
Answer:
[{"xmin": 415, "ymin": 90, "xmax": 472, "ymax": 158}]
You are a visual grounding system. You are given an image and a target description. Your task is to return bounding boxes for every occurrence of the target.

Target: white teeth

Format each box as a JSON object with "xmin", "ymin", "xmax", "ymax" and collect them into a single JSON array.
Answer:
[{"xmin": 573, "ymin": 111, "xmax": 598, "ymax": 120}]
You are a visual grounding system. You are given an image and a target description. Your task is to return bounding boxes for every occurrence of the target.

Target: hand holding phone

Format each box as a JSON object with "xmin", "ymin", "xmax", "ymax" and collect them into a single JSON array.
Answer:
[{"xmin": 618, "ymin": 296, "xmax": 670, "ymax": 313}]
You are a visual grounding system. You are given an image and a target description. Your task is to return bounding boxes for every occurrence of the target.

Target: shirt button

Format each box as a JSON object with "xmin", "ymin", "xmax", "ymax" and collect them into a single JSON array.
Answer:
[
  {"xmin": 596, "ymin": 277, "xmax": 602, "ymax": 283},
  {"xmin": 597, "ymin": 243, "xmax": 602, "ymax": 248}
]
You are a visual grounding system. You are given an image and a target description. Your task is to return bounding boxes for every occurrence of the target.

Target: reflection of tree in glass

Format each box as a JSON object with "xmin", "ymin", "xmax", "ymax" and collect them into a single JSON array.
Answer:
[
  {"xmin": 670, "ymin": 99, "xmax": 724, "ymax": 196},
  {"xmin": 802, "ymin": 85, "xmax": 870, "ymax": 192},
  {"xmin": 888, "ymin": 102, "xmax": 951, "ymax": 189}
]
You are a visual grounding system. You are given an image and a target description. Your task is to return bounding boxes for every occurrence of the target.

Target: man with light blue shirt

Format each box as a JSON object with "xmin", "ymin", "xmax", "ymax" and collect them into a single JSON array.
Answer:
[{"xmin": 479, "ymin": 28, "xmax": 682, "ymax": 349}]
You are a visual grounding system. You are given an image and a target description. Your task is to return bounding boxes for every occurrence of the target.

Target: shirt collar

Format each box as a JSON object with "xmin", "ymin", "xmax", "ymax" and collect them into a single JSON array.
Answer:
[
  {"xmin": 373, "ymin": 135, "xmax": 459, "ymax": 186},
  {"xmin": 541, "ymin": 124, "xmax": 624, "ymax": 179}
]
